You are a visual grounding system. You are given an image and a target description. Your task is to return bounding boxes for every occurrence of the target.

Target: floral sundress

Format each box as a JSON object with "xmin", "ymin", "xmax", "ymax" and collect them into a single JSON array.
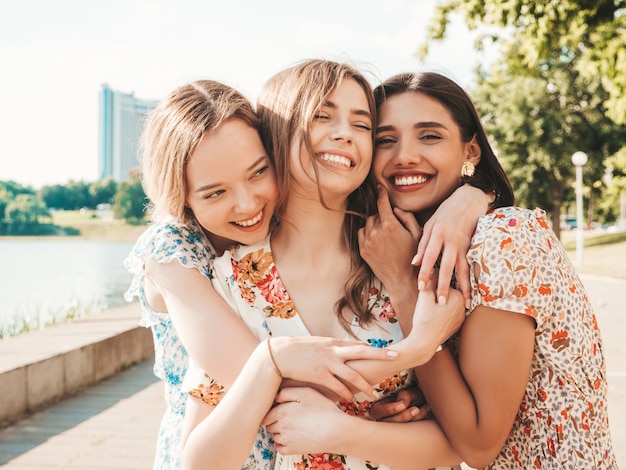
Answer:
[
  {"xmin": 183, "ymin": 236, "xmax": 458, "ymax": 470},
  {"xmin": 467, "ymin": 207, "xmax": 617, "ymax": 468},
  {"xmin": 124, "ymin": 220, "xmax": 216, "ymax": 470}
]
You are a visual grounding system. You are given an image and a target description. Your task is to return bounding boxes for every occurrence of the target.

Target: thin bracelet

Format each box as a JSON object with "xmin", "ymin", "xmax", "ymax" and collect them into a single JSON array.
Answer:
[{"xmin": 266, "ymin": 337, "xmax": 283, "ymax": 378}]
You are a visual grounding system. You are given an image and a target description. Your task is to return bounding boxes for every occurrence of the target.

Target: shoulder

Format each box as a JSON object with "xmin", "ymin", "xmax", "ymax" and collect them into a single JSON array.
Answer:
[
  {"xmin": 470, "ymin": 207, "xmax": 555, "ymax": 253},
  {"xmin": 468, "ymin": 207, "xmax": 562, "ymax": 324},
  {"xmin": 126, "ymin": 220, "xmax": 216, "ymax": 274}
]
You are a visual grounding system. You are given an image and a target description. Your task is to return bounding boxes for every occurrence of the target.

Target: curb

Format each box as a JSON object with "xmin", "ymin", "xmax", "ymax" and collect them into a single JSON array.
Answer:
[{"xmin": 0, "ymin": 303, "xmax": 153, "ymax": 426}]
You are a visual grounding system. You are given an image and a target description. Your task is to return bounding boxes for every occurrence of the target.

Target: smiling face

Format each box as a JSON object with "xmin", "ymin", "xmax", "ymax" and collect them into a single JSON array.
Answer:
[
  {"xmin": 373, "ymin": 91, "xmax": 480, "ymax": 223},
  {"xmin": 185, "ymin": 117, "xmax": 278, "ymax": 253},
  {"xmin": 292, "ymin": 78, "xmax": 373, "ymax": 207}
]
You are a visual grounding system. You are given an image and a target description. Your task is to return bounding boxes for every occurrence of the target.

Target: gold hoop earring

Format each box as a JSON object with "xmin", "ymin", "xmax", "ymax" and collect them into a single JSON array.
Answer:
[{"xmin": 461, "ymin": 161, "xmax": 475, "ymax": 178}]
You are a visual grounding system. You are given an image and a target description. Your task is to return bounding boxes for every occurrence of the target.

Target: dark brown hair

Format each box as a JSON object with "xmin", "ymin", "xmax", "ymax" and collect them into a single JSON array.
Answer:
[{"xmin": 374, "ymin": 72, "xmax": 515, "ymax": 209}]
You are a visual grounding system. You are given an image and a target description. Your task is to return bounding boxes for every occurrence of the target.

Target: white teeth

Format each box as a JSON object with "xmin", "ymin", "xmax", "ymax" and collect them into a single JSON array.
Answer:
[
  {"xmin": 234, "ymin": 211, "xmax": 262, "ymax": 227},
  {"xmin": 394, "ymin": 175, "xmax": 428, "ymax": 186},
  {"xmin": 318, "ymin": 153, "xmax": 352, "ymax": 168}
]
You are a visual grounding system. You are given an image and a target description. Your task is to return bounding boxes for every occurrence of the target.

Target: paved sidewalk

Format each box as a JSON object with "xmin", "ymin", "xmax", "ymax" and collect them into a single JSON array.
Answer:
[
  {"xmin": 0, "ymin": 361, "xmax": 163, "ymax": 469},
  {"xmin": 0, "ymin": 274, "xmax": 624, "ymax": 469}
]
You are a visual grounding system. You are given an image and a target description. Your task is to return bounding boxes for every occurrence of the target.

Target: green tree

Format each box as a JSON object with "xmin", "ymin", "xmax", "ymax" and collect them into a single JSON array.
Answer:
[
  {"xmin": 113, "ymin": 175, "xmax": 147, "ymax": 224},
  {"xmin": 89, "ymin": 178, "xmax": 118, "ymax": 207},
  {"xmin": 39, "ymin": 184, "xmax": 70, "ymax": 210},
  {"xmin": 421, "ymin": 0, "xmax": 626, "ymax": 124},
  {"xmin": 0, "ymin": 181, "xmax": 37, "ymax": 234},
  {"xmin": 471, "ymin": 59, "xmax": 625, "ymax": 237},
  {"xmin": 4, "ymin": 194, "xmax": 51, "ymax": 235}
]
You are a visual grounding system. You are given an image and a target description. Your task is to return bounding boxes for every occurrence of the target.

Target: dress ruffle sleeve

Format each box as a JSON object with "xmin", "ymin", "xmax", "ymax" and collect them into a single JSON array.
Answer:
[
  {"xmin": 124, "ymin": 221, "xmax": 215, "ymax": 327},
  {"xmin": 467, "ymin": 207, "xmax": 569, "ymax": 330}
]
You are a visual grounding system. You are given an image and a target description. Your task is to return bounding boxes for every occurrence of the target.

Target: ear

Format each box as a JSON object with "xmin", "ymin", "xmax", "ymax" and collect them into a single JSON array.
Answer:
[{"xmin": 465, "ymin": 135, "xmax": 481, "ymax": 166}]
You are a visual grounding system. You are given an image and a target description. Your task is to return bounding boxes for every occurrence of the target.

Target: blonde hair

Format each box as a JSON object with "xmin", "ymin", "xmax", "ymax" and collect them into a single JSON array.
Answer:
[
  {"xmin": 257, "ymin": 59, "xmax": 380, "ymax": 333},
  {"xmin": 140, "ymin": 80, "xmax": 258, "ymax": 224}
]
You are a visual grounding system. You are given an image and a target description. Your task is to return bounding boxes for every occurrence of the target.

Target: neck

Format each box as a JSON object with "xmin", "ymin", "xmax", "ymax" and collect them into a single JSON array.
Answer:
[{"xmin": 272, "ymin": 195, "xmax": 348, "ymax": 261}]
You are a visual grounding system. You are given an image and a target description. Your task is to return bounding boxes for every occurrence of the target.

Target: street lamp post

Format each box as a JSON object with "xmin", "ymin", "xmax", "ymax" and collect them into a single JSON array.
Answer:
[{"xmin": 572, "ymin": 151, "xmax": 588, "ymax": 267}]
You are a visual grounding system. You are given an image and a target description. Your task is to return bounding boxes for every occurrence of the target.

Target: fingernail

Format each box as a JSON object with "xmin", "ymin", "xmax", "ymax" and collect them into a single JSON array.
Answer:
[
  {"xmin": 438, "ymin": 295, "xmax": 447, "ymax": 306},
  {"xmin": 386, "ymin": 350, "xmax": 399, "ymax": 358},
  {"xmin": 395, "ymin": 404, "xmax": 405, "ymax": 412},
  {"xmin": 418, "ymin": 280, "xmax": 425, "ymax": 291},
  {"xmin": 465, "ymin": 299, "xmax": 471, "ymax": 310},
  {"xmin": 411, "ymin": 254, "xmax": 420, "ymax": 265},
  {"xmin": 410, "ymin": 407, "xmax": 419, "ymax": 417}
]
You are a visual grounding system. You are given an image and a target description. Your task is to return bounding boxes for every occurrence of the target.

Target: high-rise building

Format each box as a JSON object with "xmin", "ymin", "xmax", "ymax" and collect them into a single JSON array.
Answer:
[{"xmin": 98, "ymin": 85, "xmax": 158, "ymax": 182}]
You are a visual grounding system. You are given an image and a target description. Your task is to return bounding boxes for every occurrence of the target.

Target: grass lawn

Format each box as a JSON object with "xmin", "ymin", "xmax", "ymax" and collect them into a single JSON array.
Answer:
[
  {"xmin": 51, "ymin": 209, "xmax": 147, "ymax": 242},
  {"xmin": 561, "ymin": 229, "xmax": 626, "ymax": 280}
]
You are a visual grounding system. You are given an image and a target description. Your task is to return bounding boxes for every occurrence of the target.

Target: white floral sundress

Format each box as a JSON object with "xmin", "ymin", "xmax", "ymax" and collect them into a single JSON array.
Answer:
[
  {"xmin": 124, "ymin": 220, "xmax": 216, "ymax": 470},
  {"xmin": 183, "ymin": 236, "xmax": 458, "ymax": 470},
  {"xmin": 466, "ymin": 207, "xmax": 617, "ymax": 468}
]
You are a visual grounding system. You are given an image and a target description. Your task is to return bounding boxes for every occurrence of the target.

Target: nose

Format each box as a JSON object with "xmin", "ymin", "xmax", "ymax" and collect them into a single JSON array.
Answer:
[
  {"xmin": 395, "ymin": 139, "xmax": 421, "ymax": 166},
  {"xmin": 233, "ymin": 186, "xmax": 257, "ymax": 213},
  {"xmin": 330, "ymin": 118, "xmax": 353, "ymax": 143}
]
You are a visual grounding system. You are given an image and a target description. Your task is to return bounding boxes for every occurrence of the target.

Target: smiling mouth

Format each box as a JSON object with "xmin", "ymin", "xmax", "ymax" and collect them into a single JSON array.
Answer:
[
  {"xmin": 318, "ymin": 153, "xmax": 353, "ymax": 168},
  {"xmin": 233, "ymin": 210, "xmax": 263, "ymax": 227},
  {"xmin": 393, "ymin": 175, "xmax": 429, "ymax": 186}
]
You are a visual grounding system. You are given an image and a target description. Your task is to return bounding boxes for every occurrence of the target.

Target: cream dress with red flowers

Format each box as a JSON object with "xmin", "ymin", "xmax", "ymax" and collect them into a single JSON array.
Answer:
[
  {"xmin": 183, "ymin": 236, "xmax": 458, "ymax": 470},
  {"xmin": 466, "ymin": 207, "xmax": 617, "ymax": 468}
]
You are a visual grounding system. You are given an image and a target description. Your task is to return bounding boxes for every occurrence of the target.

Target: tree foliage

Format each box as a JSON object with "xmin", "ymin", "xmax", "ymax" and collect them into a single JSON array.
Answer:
[
  {"xmin": 472, "ymin": 56, "xmax": 626, "ymax": 235},
  {"xmin": 422, "ymin": 0, "xmax": 626, "ymax": 124},
  {"xmin": 4, "ymin": 194, "xmax": 51, "ymax": 235},
  {"xmin": 89, "ymin": 178, "xmax": 118, "ymax": 206},
  {"xmin": 113, "ymin": 174, "xmax": 147, "ymax": 224}
]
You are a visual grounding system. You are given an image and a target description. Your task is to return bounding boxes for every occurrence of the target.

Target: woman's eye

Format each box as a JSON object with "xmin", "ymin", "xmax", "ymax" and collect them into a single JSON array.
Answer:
[
  {"xmin": 375, "ymin": 136, "xmax": 396, "ymax": 145},
  {"xmin": 420, "ymin": 133, "xmax": 441, "ymax": 141},
  {"xmin": 253, "ymin": 165, "xmax": 269, "ymax": 178},
  {"xmin": 204, "ymin": 190, "xmax": 224, "ymax": 200},
  {"xmin": 354, "ymin": 123, "xmax": 372, "ymax": 131},
  {"xmin": 313, "ymin": 114, "xmax": 329, "ymax": 120}
]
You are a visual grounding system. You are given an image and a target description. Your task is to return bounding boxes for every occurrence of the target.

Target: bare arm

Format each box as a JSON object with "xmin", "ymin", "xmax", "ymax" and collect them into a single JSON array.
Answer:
[
  {"xmin": 181, "ymin": 336, "xmax": 401, "ymax": 470},
  {"xmin": 414, "ymin": 185, "xmax": 493, "ymax": 307},
  {"xmin": 263, "ymin": 386, "xmax": 462, "ymax": 468},
  {"xmin": 415, "ymin": 305, "xmax": 535, "ymax": 468}
]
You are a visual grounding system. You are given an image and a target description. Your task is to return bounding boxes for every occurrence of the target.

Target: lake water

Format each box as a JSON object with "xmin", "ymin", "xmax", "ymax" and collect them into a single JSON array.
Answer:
[{"xmin": 0, "ymin": 239, "xmax": 136, "ymax": 325}]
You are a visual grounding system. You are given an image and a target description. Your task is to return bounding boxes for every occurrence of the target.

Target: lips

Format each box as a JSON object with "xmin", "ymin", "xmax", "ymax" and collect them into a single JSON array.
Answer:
[{"xmin": 317, "ymin": 152, "xmax": 354, "ymax": 168}]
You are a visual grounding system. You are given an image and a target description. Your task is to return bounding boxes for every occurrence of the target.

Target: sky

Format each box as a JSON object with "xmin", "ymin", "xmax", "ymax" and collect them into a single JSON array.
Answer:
[{"xmin": 0, "ymin": 0, "xmax": 495, "ymax": 189}]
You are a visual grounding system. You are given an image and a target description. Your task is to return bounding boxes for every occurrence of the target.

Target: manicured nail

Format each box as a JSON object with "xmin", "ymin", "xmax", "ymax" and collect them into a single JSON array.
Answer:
[
  {"xmin": 386, "ymin": 350, "xmax": 399, "ymax": 358},
  {"xmin": 438, "ymin": 295, "xmax": 447, "ymax": 306},
  {"xmin": 465, "ymin": 299, "xmax": 471, "ymax": 310},
  {"xmin": 411, "ymin": 254, "xmax": 420, "ymax": 265},
  {"xmin": 410, "ymin": 407, "xmax": 420, "ymax": 417},
  {"xmin": 418, "ymin": 280, "xmax": 425, "ymax": 291}
]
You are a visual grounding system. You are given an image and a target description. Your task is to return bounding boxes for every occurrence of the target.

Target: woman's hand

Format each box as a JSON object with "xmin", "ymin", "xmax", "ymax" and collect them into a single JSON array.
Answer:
[
  {"xmin": 358, "ymin": 186, "xmax": 422, "ymax": 333},
  {"xmin": 412, "ymin": 185, "xmax": 491, "ymax": 308},
  {"xmin": 358, "ymin": 185, "xmax": 421, "ymax": 288},
  {"xmin": 408, "ymin": 276, "xmax": 465, "ymax": 359},
  {"xmin": 369, "ymin": 387, "xmax": 431, "ymax": 423},
  {"xmin": 270, "ymin": 336, "xmax": 399, "ymax": 401},
  {"xmin": 262, "ymin": 387, "xmax": 346, "ymax": 455}
]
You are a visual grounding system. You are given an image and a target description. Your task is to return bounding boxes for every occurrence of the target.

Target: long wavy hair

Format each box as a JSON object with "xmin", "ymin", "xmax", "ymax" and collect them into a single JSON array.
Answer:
[
  {"xmin": 140, "ymin": 80, "xmax": 259, "ymax": 224},
  {"xmin": 374, "ymin": 72, "xmax": 515, "ymax": 210},
  {"xmin": 256, "ymin": 59, "xmax": 381, "ymax": 333}
]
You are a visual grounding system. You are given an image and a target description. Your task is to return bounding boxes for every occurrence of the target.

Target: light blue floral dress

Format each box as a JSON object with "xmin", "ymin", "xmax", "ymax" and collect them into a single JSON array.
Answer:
[{"xmin": 124, "ymin": 219, "xmax": 215, "ymax": 470}]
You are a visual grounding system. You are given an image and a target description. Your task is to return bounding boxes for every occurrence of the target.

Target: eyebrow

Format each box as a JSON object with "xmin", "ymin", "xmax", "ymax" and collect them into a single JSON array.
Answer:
[
  {"xmin": 194, "ymin": 155, "xmax": 269, "ymax": 193},
  {"xmin": 322, "ymin": 100, "xmax": 372, "ymax": 120},
  {"xmin": 376, "ymin": 121, "xmax": 447, "ymax": 134}
]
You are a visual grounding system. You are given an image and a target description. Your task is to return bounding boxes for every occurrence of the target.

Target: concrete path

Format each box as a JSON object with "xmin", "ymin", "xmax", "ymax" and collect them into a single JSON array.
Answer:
[{"xmin": 0, "ymin": 274, "xmax": 624, "ymax": 469}]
